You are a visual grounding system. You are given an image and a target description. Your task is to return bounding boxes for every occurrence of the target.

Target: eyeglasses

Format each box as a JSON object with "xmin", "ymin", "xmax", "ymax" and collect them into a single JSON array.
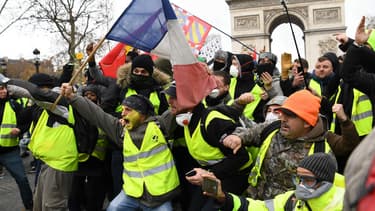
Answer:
[{"xmin": 292, "ymin": 175, "xmax": 322, "ymax": 189}]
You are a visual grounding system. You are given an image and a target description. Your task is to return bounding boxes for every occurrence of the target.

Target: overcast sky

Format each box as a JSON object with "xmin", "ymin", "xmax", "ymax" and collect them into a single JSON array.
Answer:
[{"xmin": 0, "ymin": 0, "xmax": 373, "ymax": 60}]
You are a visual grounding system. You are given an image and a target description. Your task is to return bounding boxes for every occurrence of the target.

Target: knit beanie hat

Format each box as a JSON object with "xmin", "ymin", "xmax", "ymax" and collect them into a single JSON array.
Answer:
[
  {"xmin": 122, "ymin": 94, "xmax": 155, "ymax": 116},
  {"xmin": 298, "ymin": 153, "xmax": 336, "ymax": 183},
  {"xmin": 28, "ymin": 73, "xmax": 56, "ymax": 88},
  {"xmin": 367, "ymin": 30, "xmax": 375, "ymax": 50},
  {"xmin": 131, "ymin": 54, "xmax": 154, "ymax": 75},
  {"xmin": 162, "ymin": 81, "xmax": 176, "ymax": 98},
  {"xmin": 323, "ymin": 52, "xmax": 339, "ymax": 72},
  {"xmin": 82, "ymin": 84, "xmax": 101, "ymax": 98},
  {"xmin": 214, "ymin": 50, "xmax": 228, "ymax": 61},
  {"xmin": 277, "ymin": 90, "xmax": 321, "ymax": 126},
  {"xmin": 234, "ymin": 54, "xmax": 254, "ymax": 72}
]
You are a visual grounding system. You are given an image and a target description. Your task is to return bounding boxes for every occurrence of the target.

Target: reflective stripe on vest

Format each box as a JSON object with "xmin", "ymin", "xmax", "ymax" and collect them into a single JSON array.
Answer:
[
  {"xmin": 309, "ymin": 79, "xmax": 322, "ymax": 96},
  {"xmin": 249, "ymin": 129, "xmax": 332, "ymax": 186},
  {"xmin": 116, "ymin": 88, "xmax": 161, "ymax": 114},
  {"xmin": 229, "ymin": 78, "xmax": 263, "ymax": 120},
  {"xmin": 122, "ymin": 122, "xmax": 179, "ymax": 197},
  {"xmin": 330, "ymin": 88, "xmax": 373, "ymax": 136},
  {"xmin": 184, "ymin": 110, "xmax": 252, "ymax": 169},
  {"xmin": 0, "ymin": 102, "xmax": 18, "ymax": 147},
  {"xmin": 29, "ymin": 107, "xmax": 78, "ymax": 172},
  {"xmin": 265, "ymin": 199, "xmax": 275, "ymax": 211}
]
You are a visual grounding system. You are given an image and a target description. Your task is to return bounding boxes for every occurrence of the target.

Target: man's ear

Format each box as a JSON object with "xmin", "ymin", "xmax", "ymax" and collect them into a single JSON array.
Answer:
[{"xmin": 303, "ymin": 121, "xmax": 312, "ymax": 129}]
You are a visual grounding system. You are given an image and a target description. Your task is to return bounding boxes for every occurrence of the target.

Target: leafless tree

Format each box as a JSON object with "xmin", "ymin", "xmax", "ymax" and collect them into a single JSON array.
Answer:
[
  {"xmin": 29, "ymin": 0, "xmax": 113, "ymax": 63},
  {"xmin": 0, "ymin": 0, "xmax": 34, "ymax": 35}
]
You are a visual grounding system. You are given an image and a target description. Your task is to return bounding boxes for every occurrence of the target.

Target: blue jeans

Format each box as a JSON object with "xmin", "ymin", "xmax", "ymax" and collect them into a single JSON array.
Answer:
[
  {"xmin": 0, "ymin": 148, "xmax": 33, "ymax": 209},
  {"xmin": 107, "ymin": 190, "xmax": 172, "ymax": 211}
]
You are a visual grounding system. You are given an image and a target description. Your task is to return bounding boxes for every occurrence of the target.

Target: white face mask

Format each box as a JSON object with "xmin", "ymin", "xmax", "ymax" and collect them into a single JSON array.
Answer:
[
  {"xmin": 176, "ymin": 112, "xmax": 193, "ymax": 127},
  {"xmin": 265, "ymin": 112, "xmax": 279, "ymax": 122},
  {"xmin": 208, "ymin": 88, "xmax": 220, "ymax": 98},
  {"xmin": 229, "ymin": 65, "xmax": 239, "ymax": 78}
]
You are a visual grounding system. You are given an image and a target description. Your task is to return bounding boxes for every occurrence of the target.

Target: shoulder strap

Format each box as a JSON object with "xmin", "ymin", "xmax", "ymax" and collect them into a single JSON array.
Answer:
[
  {"xmin": 259, "ymin": 120, "xmax": 281, "ymax": 143},
  {"xmin": 313, "ymin": 140, "xmax": 326, "ymax": 153}
]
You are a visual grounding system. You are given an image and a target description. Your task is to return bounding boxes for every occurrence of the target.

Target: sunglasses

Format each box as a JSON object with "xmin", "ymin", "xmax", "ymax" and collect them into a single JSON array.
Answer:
[{"xmin": 292, "ymin": 175, "xmax": 322, "ymax": 189}]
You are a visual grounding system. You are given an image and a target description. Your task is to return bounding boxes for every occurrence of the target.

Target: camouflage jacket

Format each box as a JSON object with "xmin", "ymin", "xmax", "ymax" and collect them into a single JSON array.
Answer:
[{"xmin": 233, "ymin": 117, "xmax": 334, "ymax": 200}]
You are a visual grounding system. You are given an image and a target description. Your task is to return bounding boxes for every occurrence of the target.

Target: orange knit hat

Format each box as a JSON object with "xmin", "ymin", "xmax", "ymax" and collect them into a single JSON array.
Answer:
[{"xmin": 278, "ymin": 90, "xmax": 321, "ymax": 126}]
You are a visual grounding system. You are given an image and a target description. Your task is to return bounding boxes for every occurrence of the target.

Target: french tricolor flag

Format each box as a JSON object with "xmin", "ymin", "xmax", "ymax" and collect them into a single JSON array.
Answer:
[{"xmin": 106, "ymin": 0, "xmax": 216, "ymax": 110}]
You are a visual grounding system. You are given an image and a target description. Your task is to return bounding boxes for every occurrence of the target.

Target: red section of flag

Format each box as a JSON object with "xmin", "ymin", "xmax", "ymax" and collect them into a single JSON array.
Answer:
[
  {"xmin": 99, "ymin": 43, "xmax": 126, "ymax": 79},
  {"xmin": 173, "ymin": 63, "xmax": 217, "ymax": 109}
]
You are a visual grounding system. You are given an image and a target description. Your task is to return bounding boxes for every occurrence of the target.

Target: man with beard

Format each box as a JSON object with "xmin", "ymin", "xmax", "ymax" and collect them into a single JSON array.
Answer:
[{"xmin": 221, "ymin": 90, "xmax": 355, "ymax": 200}]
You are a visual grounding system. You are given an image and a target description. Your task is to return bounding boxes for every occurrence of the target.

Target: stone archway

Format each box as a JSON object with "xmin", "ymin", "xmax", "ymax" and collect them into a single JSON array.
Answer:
[{"xmin": 225, "ymin": 0, "xmax": 346, "ymax": 64}]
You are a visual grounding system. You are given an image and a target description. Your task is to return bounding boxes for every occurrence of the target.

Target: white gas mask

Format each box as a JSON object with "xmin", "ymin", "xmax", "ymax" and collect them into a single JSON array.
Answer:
[
  {"xmin": 229, "ymin": 65, "xmax": 239, "ymax": 78},
  {"xmin": 265, "ymin": 112, "xmax": 280, "ymax": 122},
  {"xmin": 176, "ymin": 112, "xmax": 193, "ymax": 127},
  {"xmin": 208, "ymin": 88, "xmax": 220, "ymax": 98}
]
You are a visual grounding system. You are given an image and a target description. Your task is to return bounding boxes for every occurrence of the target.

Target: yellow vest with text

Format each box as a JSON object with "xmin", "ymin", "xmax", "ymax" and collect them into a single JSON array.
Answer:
[
  {"xmin": 330, "ymin": 87, "xmax": 373, "ymax": 136},
  {"xmin": 29, "ymin": 108, "xmax": 78, "ymax": 172},
  {"xmin": 184, "ymin": 110, "xmax": 252, "ymax": 169},
  {"xmin": 248, "ymin": 129, "xmax": 344, "ymax": 188},
  {"xmin": 116, "ymin": 88, "xmax": 160, "ymax": 114},
  {"xmin": 229, "ymin": 78, "xmax": 263, "ymax": 120},
  {"xmin": 0, "ymin": 102, "xmax": 19, "ymax": 147},
  {"xmin": 78, "ymin": 128, "xmax": 108, "ymax": 162},
  {"xmin": 229, "ymin": 185, "xmax": 344, "ymax": 211},
  {"xmin": 122, "ymin": 122, "xmax": 179, "ymax": 197}
]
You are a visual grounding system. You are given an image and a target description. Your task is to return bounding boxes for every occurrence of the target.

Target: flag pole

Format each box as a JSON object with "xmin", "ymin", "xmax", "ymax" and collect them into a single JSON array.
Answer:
[
  {"xmin": 50, "ymin": 36, "xmax": 106, "ymax": 110},
  {"xmin": 280, "ymin": 0, "xmax": 309, "ymax": 89},
  {"xmin": 209, "ymin": 24, "xmax": 259, "ymax": 55}
]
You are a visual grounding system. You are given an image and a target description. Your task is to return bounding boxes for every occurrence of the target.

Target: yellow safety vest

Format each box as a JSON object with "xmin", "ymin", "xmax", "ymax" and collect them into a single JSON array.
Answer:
[
  {"xmin": 0, "ymin": 102, "xmax": 18, "ymax": 147},
  {"xmin": 229, "ymin": 185, "xmax": 344, "ymax": 210},
  {"xmin": 184, "ymin": 110, "xmax": 252, "ymax": 169},
  {"xmin": 330, "ymin": 87, "xmax": 373, "ymax": 136},
  {"xmin": 116, "ymin": 88, "xmax": 161, "ymax": 114},
  {"xmin": 309, "ymin": 79, "xmax": 322, "ymax": 96},
  {"xmin": 78, "ymin": 128, "xmax": 108, "ymax": 162},
  {"xmin": 29, "ymin": 108, "xmax": 78, "ymax": 172},
  {"xmin": 122, "ymin": 122, "xmax": 179, "ymax": 197},
  {"xmin": 249, "ymin": 129, "xmax": 333, "ymax": 187},
  {"xmin": 229, "ymin": 78, "xmax": 263, "ymax": 120}
]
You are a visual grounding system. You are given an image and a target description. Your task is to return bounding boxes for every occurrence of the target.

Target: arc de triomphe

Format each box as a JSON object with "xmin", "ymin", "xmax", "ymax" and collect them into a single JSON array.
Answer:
[{"xmin": 226, "ymin": 0, "xmax": 346, "ymax": 65}]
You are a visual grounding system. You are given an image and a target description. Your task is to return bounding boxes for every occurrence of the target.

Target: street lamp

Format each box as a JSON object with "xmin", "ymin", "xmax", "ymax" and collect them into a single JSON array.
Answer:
[
  {"xmin": 0, "ymin": 58, "xmax": 7, "ymax": 76},
  {"xmin": 33, "ymin": 48, "xmax": 40, "ymax": 73}
]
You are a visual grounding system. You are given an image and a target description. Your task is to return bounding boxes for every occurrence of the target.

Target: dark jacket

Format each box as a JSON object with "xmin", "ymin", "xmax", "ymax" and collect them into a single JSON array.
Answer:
[{"xmin": 89, "ymin": 61, "xmax": 171, "ymax": 117}]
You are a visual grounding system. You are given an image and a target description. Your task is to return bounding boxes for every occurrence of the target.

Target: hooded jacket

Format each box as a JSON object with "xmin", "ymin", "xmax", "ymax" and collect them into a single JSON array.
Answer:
[{"xmin": 88, "ymin": 62, "xmax": 171, "ymax": 116}]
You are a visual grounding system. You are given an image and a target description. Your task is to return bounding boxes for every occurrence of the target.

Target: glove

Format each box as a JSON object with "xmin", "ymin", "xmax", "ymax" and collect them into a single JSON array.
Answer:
[{"xmin": 281, "ymin": 53, "xmax": 292, "ymax": 80}]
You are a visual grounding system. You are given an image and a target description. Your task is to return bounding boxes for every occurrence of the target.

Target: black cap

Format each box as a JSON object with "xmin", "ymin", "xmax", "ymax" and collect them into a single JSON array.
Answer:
[
  {"xmin": 162, "ymin": 81, "xmax": 176, "ymax": 98},
  {"xmin": 131, "ymin": 54, "xmax": 154, "ymax": 75},
  {"xmin": 298, "ymin": 153, "xmax": 337, "ymax": 183},
  {"xmin": 122, "ymin": 94, "xmax": 155, "ymax": 116}
]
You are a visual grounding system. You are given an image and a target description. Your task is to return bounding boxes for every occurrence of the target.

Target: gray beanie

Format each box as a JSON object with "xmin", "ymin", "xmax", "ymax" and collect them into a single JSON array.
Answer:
[
  {"xmin": 298, "ymin": 153, "xmax": 337, "ymax": 183},
  {"xmin": 122, "ymin": 94, "xmax": 155, "ymax": 116}
]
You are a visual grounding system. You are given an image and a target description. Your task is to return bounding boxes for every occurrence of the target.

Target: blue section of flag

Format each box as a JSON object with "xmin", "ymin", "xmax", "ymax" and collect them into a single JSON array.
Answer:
[{"xmin": 106, "ymin": 0, "xmax": 177, "ymax": 52}]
